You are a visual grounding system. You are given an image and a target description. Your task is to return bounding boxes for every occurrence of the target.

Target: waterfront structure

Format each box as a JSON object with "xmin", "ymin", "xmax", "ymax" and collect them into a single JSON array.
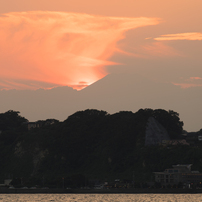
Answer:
[{"xmin": 154, "ymin": 164, "xmax": 202, "ymax": 187}]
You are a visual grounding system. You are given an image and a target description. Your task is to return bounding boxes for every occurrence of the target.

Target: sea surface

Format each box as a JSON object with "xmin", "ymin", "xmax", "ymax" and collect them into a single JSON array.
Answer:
[{"xmin": 0, "ymin": 194, "xmax": 202, "ymax": 202}]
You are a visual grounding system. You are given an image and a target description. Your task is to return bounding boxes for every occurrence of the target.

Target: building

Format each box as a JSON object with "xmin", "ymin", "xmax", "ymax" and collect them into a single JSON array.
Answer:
[
  {"xmin": 0, "ymin": 179, "xmax": 12, "ymax": 187},
  {"xmin": 186, "ymin": 132, "xmax": 202, "ymax": 146},
  {"xmin": 161, "ymin": 139, "xmax": 189, "ymax": 146},
  {"xmin": 27, "ymin": 122, "xmax": 41, "ymax": 130},
  {"xmin": 154, "ymin": 164, "xmax": 202, "ymax": 187},
  {"xmin": 26, "ymin": 119, "xmax": 58, "ymax": 130}
]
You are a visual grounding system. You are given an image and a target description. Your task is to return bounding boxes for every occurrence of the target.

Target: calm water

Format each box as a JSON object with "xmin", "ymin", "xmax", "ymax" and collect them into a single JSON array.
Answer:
[{"xmin": 0, "ymin": 194, "xmax": 201, "ymax": 202}]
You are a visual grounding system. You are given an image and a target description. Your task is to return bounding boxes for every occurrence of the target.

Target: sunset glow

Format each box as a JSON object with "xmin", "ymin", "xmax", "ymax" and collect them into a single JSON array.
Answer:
[{"xmin": 0, "ymin": 11, "xmax": 159, "ymax": 90}]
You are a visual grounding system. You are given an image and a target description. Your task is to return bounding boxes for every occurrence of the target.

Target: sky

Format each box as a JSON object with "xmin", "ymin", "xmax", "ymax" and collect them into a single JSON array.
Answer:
[{"xmin": 0, "ymin": 0, "xmax": 202, "ymax": 131}]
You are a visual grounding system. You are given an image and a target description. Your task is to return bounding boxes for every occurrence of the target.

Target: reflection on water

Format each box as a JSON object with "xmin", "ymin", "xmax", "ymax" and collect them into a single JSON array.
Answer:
[{"xmin": 0, "ymin": 194, "xmax": 202, "ymax": 202}]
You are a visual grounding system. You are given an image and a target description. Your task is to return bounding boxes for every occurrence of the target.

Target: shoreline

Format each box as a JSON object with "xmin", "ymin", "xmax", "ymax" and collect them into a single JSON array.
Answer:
[{"xmin": 0, "ymin": 188, "xmax": 202, "ymax": 194}]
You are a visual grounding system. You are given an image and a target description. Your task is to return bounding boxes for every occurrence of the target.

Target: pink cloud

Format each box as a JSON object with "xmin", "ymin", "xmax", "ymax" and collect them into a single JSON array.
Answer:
[
  {"xmin": 189, "ymin": 77, "xmax": 202, "ymax": 80},
  {"xmin": 0, "ymin": 11, "xmax": 159, "ymax": 90},
  {"xmin": 172, "ymin": 83, "xmax": 202, "ymax": 89},
  {"xmin": 173, "ymin": 77, "xmax": 202, "ymax": 88},
  {"xmin": 154, "ymin": 32, "xmax": 202, "ymax": 41}
]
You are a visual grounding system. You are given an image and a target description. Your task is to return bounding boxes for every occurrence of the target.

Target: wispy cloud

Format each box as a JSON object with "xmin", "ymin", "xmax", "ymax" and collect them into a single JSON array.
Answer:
[
  {"xmin": 189, "ymin": 77, "xmax": 202, "ymax": 80},
  {"xmin": 0, "ymin": 11, "xmax": 159, "ymax": 90},
  {"xmin": 173, "ymin": 77, "xmax": 202, "ymax": 88},
  {"xmin": 172, "ymin": 83, "xmax": 202, "ymax": 88},
  {"xmin": 154, "ymin": 32, "xmax": 202, "ymax": 41},
  {"xmin": 142, "ymin": 42, "xmax": 182, "ymax": 57}
]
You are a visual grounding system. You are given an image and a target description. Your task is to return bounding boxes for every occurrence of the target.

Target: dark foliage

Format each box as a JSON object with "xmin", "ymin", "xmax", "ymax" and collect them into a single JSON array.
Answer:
[{"xmin": 0, "ymin": 108, "xmax": 199, "ymax": 188}]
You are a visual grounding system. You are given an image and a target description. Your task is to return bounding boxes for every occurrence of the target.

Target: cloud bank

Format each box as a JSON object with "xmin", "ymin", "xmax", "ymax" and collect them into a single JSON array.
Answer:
[{"xmin": 0, "ymin": 11, "xmax": 159, "ymax": 90}]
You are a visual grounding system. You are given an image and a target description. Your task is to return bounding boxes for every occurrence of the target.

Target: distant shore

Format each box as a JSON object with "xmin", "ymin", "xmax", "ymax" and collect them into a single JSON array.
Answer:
[{"xmin": 0, "ymin": 188, "xmax": 202, "ymax": 194}]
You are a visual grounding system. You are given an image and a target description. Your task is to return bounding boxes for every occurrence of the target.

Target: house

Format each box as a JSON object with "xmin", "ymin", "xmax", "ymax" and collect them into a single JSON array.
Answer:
[
  {"xmin": 26, "ymin": 119, "xmax": 58, "ymax": 130},
  {"xmin": 0, "ymin": 179, "xmax": 12, "ymax": 187},
  {"xmin": 186, "ymin": 133, "xmax": 199, "ymax": 145},
  {"xmin": 168, "ymin": 139, "xmax": 189, "ymax": 146},
  {"xmin": 185, "ymin": 132, "xmax": 202, "ymax": 146},
  {"xmin": 161, "ymin": 139, "xmax": 189, "ymax": 146},
  {"xmin": 27, "ymin": 122, "xmax": 41, "ymax": 130},
  {"xmin": 154, "ymin": 164, "xmax": 202, "ymax": 187}
]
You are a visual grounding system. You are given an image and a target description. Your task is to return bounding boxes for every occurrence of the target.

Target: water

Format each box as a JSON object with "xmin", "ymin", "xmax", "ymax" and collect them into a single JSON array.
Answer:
[{"xmin": 0, "ymin": 194, "xmax": 201, "ymax": 202}]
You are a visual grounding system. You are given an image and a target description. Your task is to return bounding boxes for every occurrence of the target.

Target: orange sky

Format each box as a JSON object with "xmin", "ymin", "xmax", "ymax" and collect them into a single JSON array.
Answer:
[
  {"xmin": 0, "ymin": 0, "xmax": 202, "ymax": 90},
  {"xmin": 0, "ymin": 11, "xmax": 159, "ymax": 90},
  {"xmin": 0, "ymin": 0, "xmax": 202, "ymax": 131}
]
